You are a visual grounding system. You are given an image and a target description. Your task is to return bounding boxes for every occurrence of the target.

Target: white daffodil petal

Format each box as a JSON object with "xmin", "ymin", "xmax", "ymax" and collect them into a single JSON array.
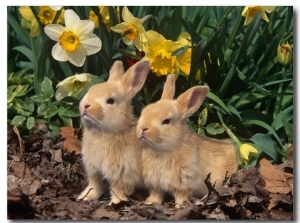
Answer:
[
  {"xmin": 81, "ymin": 34, "xmax": 102, "ymax": 55},
  {"xmin": 44, "ymin": 24, "xmax": 66, "ymax": 41},
  {"xmin": 55, "ymin": 85, "xmax": 70, "ymax": 100},
  {"xmin": 122, "ymin": 6, "xmax": 134, "ymax": 22},
  {"xmin": 52, "ymin": 44, "xmax": 69, "ymax": 61},
  {"xmin": 67, "ymin": 45, "xmax": 87, "ymax": 67},
  {"xmin": 76, "ymin": 20, "xmax": 95, "ymax": 37},
  {"xmin": 49, "ymin": 6, "xmax": 62, "ymax": 11},
  {"xmin": 56, "ymin": 76, "xmax": 74, "ymax": 88},
  {"xmin": 140, "ymin": 14, "xmax": 152, "ymax": 23},
  {"xmin": 122, "ymin": 36, "xmax": 133, "ymax": 46},
  {"xmin": 64, "ymin": 9, "xmax": 81, "ymax": 30},
  {"xmin": 111, "ymin": 23, "xmax": 127, "ymax": 33}
]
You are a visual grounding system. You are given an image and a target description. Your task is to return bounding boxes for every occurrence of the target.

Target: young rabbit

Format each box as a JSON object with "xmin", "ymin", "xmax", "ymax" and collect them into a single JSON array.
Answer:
[
  {"xmin": 78, "ymin": 60, "xmax": 150, "ymax": 204},
  {"xmin": 136, "ymin": 74, "xmax": 238, "ymax": 205}
]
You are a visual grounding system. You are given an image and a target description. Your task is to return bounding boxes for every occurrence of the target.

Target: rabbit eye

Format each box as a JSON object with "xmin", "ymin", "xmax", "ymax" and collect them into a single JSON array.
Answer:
[
  {"xmin": 162, "ymin": 118, "xmax": 171, "ymax": 125},
  {"xmin": 106, "ymin": 98, "xmax": 115, "ymax": 104}
]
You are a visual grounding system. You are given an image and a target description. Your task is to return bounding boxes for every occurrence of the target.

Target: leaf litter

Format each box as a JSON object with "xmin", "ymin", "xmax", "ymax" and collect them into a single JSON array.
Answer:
[{"xmin": 7, "ymin": 125, "xmax": 294, "ymax": 220}]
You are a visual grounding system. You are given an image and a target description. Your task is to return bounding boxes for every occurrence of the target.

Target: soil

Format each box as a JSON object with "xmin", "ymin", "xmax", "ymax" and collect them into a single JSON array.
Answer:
[{"xmin": 7, "ymin": 125, "xmax": 294, "ymax": 220}]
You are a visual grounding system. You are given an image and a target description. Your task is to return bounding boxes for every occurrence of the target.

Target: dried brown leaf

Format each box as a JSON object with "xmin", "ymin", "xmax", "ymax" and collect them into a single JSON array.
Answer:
[
  {"xmin": 92, "ymin": 207, "xmax": 119, "ymax": 220},
  {"xmin": 259, "ymin": 158, "xmax": 291, "ymax": 194},
  {"xmin": 60, "ymin": 126, "xmax": 81, "ymax": 155}
]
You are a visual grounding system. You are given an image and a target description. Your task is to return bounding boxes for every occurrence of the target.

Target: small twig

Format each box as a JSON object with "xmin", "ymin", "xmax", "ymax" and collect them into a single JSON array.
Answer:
[
  {"xmin": 13, "ymin": 125, "xmax": 25, "ymax": 158},
  {"xmin": 78, "ymin": 188, "xmax": 93, "ymax": 201}
]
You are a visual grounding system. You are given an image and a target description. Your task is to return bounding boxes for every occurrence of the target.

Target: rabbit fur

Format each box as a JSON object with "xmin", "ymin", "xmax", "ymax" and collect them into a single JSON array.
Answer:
[
  {"xmin": 78, "ymin": 60, "xmax": 150, "ymax": 204},
  {"xmin": 136, "ymin": 74, "xmax": 238, "ymax": 205}
]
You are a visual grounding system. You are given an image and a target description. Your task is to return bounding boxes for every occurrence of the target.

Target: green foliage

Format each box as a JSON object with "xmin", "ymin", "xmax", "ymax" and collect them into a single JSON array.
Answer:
[{"xmin": 7, "ymin": 6, "xmax": 293, "ymax": 167}]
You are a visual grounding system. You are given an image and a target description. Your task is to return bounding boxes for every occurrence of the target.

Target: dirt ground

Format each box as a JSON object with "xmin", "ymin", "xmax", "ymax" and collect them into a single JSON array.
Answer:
[{"xmin": 7, "ymin": 125, "xmax": 293, "ymax": 220}]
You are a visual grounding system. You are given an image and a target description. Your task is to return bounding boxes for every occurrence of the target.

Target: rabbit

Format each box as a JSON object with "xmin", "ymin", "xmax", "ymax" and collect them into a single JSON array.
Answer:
[
  {"xmin": 77, "ymin": 60, "xmax": 150, "ymax": 204},
  {"xmin": 136, "ymin": 74, "xmax": 238, "ymax": 206}
]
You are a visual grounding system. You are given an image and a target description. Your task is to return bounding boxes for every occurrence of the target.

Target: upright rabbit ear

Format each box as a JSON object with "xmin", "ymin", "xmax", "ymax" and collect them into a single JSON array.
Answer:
[
  {"xmin": 176, "ymin": 86, "xmax": 209, "ymax": 119},
  {"xmin": 161, "ymin": 74, "xmax": 176, "ymax": 100},
  {"xmin": 108, "ymin": 61, "xmax": 124, "ymax": 82},
  {"xmin": 121, "ymin": 60, "xmax": 150, "ymax": 96}
]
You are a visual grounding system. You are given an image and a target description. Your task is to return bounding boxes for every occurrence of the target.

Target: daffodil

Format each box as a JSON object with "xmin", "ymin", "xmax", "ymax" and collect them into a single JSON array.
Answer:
[
  {"xmin": 142, "ymin": 30, "xmax": 187, "ymax": 77},
  {"xmin": 111, "ymin": 6, "xmax": 151, "ymax": 51},
  {"xmin": 239, "ymin": 143, "xmax": 259, "ymax": 164},
  {"xmin": 222, "ymin": 122, "xmax": 259, "ymax": 165},
  {"xmin": 19, "ymin": 6, "xmax": 65, "ymax": 37},
  {"xmin": 242, "ymin": 6, "xmax": 275, "ymax": 26},
  {"xmin": 277, "ymin": 42, "xmax": 293, "ymax": 66},
  {"xmin": 176, "ymin": 31, "xmax": 192, "ymax": 75},
  {"xmin": 38, "ymin": 6, "xmax": 65, "ymax": 25},
  {"xmin": 44, "ymin": 9, "xmax": 102, "ymax": 67},
  {"xmin": 89, "ymin": 6, "xmax": 111, "ymax": 30},
  {"xmin": 55, "ymin": 73, "xmax": 97, "ymax": 100}
]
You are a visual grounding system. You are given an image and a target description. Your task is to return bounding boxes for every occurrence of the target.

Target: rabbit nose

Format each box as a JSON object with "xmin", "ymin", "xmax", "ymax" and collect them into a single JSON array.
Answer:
[
  {"xmin": 141, "ymin": 127, "xmax": 148, "ymax": 132},
  {"xmin": 84, "ymin": 104, "xmax": 90, "ymax": 109}
]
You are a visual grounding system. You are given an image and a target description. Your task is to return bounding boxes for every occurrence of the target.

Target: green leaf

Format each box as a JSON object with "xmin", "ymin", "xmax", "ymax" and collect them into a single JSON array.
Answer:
[
  {"xmin": 13, "ymin": 46, "xmax": 34, "ymax": 63},
  {"xmin": 26, "ymin": 116, "xmax": 35, "ymax": 130},
  {"xmin": 41, "ymin": 77, "xmax": 54, "ymax": 97},
  {"xmin": 7, "ymin": 12, "xmax": 30, "ymax": 47},
  {"xmin": 43, "ymin": 105, "xmax": 58, "ymax": 118},
  {"xmin": 206, "ymin": 123, "xmax": 225, "ymax": 135},
  {"xmin": 58, "ymin": 106, "xmax": 80, "ymax": 118},
  {"xmin": 246, "ymin": 120, "xmax": 283, "ymax": 149},
  {"xmin": 282, "ymin": 116, "xmax": 293, "ymax": 143},
  {"xmin": 206, "ymin": 92, "xmax": 231, "ymax": 114},
  {"xmin": 272, "ymin": 106, "xmax": 293, "ymax": 131},
  {"xmin": 251, "ymin": 133, "xmax": 279, "ymax": 162},
  {"xmin": 31, "ymin": 94, "xmax": 51, "ymax": 103},
  {"xmin": 197, "ymin": 107, "xmax": 208, "ymax": 126},
  {"xmin": 11, "ymin": 115, "xmax": 26, "ymax": 126}
]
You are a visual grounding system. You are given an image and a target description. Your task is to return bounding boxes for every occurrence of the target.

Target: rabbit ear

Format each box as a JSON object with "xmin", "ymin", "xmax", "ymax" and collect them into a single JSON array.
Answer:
[
  {"xmin": 108, "ymin": 61, "xmax": 124, "ymax": 82},
  {"xmin": 161, "ymin": 74, "xmax": 176, "ymax": 100},
  {"xmin": 121, "ymin": 60, "xmax": 150, "ymax": 96},
  {"xmin": 176, "ymin": 86, "xmax": 209, "ymax": 119}
]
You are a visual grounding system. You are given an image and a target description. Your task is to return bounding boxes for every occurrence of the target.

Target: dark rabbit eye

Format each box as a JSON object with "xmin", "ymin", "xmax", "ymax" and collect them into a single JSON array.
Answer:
[
  {"xmin": 106, "ymin": 98, "xmax": 115, "ymax": 104},
  {"xmin": 162, "ymin": 118, "xmax": 170, "ymax": 125}
]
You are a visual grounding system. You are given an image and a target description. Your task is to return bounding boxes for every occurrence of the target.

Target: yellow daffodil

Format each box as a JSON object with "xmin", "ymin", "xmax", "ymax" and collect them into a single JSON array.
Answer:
[
  {"xmin": 239, "ymin": 143, "xmax": 259, "ymax": 164},
  {"xmin": 242, "ymin": 6, "xmax": 275, "ymax": 26},
  {"xmin": 19, "ymin": 6, "xmax": 40, "ymax": 37},
  {"xmin": 89, "ymin": 6, "xmax": 111, "ymax": 30},
  {"xmin": 176, "ymin": 31, "xmax": 201, "ymax": 80},
  {"xmin": 111, "ymin": 6, "xmax": 151, "ymax": 51},
  {"xmin": 277, "ymin": 42, "xmax": 293, "ymax": 66},
  {"xmin": 44, "ymin": 9, "xmax": 102, "ymax": 67},
  {"xmin": 176, "ymin": 31, "xmax": 192, "ymax": 75},
  {"xmin": 55, "ymin": 73, "xmax": 97, "ymax": 100},
  {"xmin": 142, "ymin": 30, "xmax": 183, "ymax": 76},
  {"xmin": 19, "ymin": 6, "xmax": 65, "ymax": 37},
  {"xmin": 143, "ymin": 30, "xmax": 198, "ymax": 77},
  {"xmin": 38, "ymin": 6, "xmax": 65, "ymax": 25}
]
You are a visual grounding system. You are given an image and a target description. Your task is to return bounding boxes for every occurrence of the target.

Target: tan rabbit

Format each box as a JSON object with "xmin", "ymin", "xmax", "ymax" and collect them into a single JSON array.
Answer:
[
  {"xmin": 136, "ymin": 74, "xmax": 238, "ymax": 205},
  {"xmin": 77, "ymin": 60, "xmax": 150, "ymax": 204}
]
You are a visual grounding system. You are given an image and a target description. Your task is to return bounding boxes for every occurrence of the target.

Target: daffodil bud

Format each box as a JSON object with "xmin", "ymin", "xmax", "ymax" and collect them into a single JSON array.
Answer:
[
  {"xmin": 277, "ymin": 43, "xmax": 292, "ymax": 66},
  {"xmin": 239, "ymin": 143, "xmax": 258, "ymax": 165}
]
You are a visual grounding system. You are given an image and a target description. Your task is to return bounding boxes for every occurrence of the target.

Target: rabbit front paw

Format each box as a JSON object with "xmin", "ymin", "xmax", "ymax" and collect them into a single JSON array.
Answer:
[
  {"xmin": 144, "ymin": 190, "xmax": 164, "ymax": 205},
  {"xmin": 78, "ymin": 186, "xmax": 102, "ymax": 201}
]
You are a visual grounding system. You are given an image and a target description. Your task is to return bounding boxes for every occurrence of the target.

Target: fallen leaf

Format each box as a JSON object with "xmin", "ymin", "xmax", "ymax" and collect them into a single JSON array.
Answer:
[
  {"xmin": 60, "ymin": 126, "xmax": 82, "ymax": 155},
  {"xmin": 270, "ymin": 209, "xmax": 293, "ymax": 220},
  {"xmin": 268, "ymin": 193, "xmax": 293, "ymax": 211},
  {"xmin": 259, "ymin": 158, "xmax": 291, "ymax": 194},
  {"xmin": 92, "ymin": 207, "xmax": 119, "ymax": 220}
]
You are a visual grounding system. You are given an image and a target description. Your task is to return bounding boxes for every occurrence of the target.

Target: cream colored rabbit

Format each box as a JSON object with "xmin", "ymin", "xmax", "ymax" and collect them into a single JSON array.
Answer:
[
  {"xmin": 78, "ymin": 60, "xmax": 150, "ymax": 204},
  {"xmin": 136, "ymin": 74, "xmax": 238, "ymax": 205}
]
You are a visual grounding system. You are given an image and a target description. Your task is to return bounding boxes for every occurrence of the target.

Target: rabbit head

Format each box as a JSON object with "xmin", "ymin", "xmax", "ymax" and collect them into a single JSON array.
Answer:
[
  {"xmin": 80, "ymin": 60, "xmax": 150, "ymax": 133},
  {"xmin": 137, "ymin": 74, "xmax": 209, "ymax": 151}
]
